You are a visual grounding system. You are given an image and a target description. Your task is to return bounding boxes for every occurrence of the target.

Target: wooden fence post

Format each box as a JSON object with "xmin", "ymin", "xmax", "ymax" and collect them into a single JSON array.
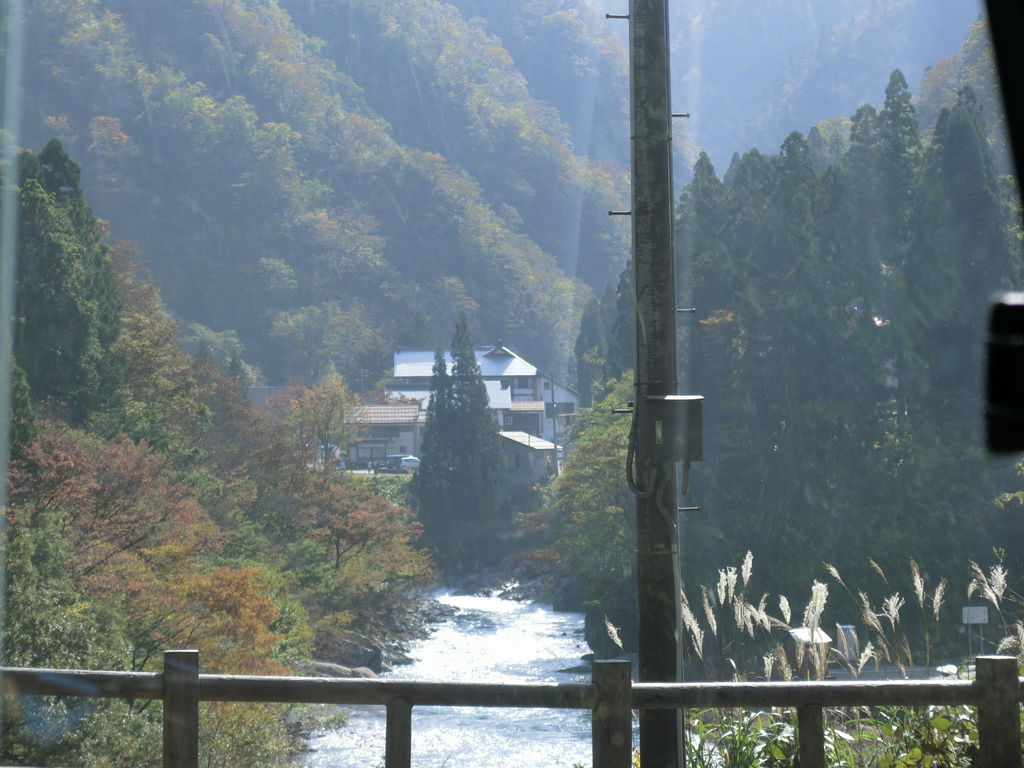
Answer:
[
  {"xmin": 592, "ymin": 660, "xmax": 633, "ymax": 768},
  {"xmin": 975, "ymin": 655, "xmax": 1021, "ymax": 768},
  {"xmin": 385, "ymin": 697, "xmax": 413, "ymax": 768},
  {"xmin": 797, "ymin": 705, "xmax": 825, "ymax": 768},
  {"xmin": 163, "ymin": 650, "xmax": 199, "ymax": 768}
]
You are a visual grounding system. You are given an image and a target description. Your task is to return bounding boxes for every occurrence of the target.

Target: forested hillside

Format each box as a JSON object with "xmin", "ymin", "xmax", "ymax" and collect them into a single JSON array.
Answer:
[
  {"xmin": 3, "ymin": 142, "xmax": 434, "ymax": 766},
  {"xmin": 18, "ymin": 0, "xmax": 990, "ymax": 389},
  {"xmin": 9, "ymin": 0, "xmax": 1021, "ymax": 672},
  {"xmin": 553, "ymin": 65, "xmax": 1024, "ymax": 661},
  {"xmin": 19, "ymin": 0, "xmax": 633, "ymax": 385}
]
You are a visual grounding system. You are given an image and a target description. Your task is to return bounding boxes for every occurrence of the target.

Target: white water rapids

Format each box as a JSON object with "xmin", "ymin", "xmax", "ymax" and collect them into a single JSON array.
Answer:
[{"xmin": 303, "ymin": 591, "xmax": 595, "ymax": 768}]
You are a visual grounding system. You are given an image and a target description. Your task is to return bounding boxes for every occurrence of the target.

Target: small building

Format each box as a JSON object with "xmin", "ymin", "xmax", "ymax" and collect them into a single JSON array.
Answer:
[
  {"xmin": 345, "ymin": 403, "xmax": 425, "ymax": 466},
  {"xmin": 499, "ymin": 431, "xmax": 556, "ymax": 492},
  {"xmin": 390, "ymin": 343, "xmax": 579, "ymax": 445}
]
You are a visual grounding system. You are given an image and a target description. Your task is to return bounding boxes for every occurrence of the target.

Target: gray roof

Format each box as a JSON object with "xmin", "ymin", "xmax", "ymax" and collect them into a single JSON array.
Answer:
[
  {"xmin": 394, "ymin": 346, "xmax": 537, "ymax": 379},
  {"xmin": 500, "ymin": 431, "xmax": 556, "ymax": 451}
]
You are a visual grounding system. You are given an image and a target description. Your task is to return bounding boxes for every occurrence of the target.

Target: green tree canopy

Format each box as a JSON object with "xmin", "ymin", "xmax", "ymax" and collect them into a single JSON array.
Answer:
[
  {"xmin": 13, "ymin": 140, "xmax": 121, "ymax": 421},
  {"xmin": 411, "ymin": 313, "xmax": 506, "ymax": 573}
]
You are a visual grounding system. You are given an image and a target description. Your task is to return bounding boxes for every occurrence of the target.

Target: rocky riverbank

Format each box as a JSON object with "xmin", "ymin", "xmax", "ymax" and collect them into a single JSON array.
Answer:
[{"xmin": 309, "ymin": 554, "xmax": 596, "ymax": 679}]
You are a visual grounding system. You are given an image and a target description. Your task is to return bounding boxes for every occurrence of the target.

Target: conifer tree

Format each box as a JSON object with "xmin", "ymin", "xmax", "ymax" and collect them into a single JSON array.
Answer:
[
  {"xmin": 411, "ymin": 313, "xmax": 505, "ymax": 573},
  {"xmin": 14, "ymin": 142, "xmax": 121, "ymax": 421},
  {"xmin": 411, "ymin": 348, "xmax": 455, "ymax": 557},
  {"xmin": 605, "ymin": 261, "xmax": 634, "ymax": 381},
  {"xmin": 573, "ymin": 298, "xmax": 605, "ymax": 407},
  {"xmin": 878, "ymin": 70, "xmax": 921, "ymax": 250}
]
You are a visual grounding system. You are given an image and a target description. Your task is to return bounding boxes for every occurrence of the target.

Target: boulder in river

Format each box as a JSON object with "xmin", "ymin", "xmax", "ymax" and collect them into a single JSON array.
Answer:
[
  {"xmin": 305, "ymin": 661, "xmax": 378, "ymax": 679},
  {"xmin": 316, "ymin": 630, "xmax": 384, "ymax": 672}
]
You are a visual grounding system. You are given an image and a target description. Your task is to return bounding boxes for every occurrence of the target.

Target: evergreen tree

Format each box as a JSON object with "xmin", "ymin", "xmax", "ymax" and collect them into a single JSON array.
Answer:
[
  {"xmin": 411, "ymin": 313, "xmax": 505, "ymax": 573},
  {"xmin": 878, "ymin": 70, "xmax": 921, "ymax": 253},
  {"xmin": 411, "ymin": 349, "xmax": 455, "ymax": 557},
  {"xmin": 905, "ymin": 86, "xmax": 1017, "ymax": 419},
  {"xmin": 7, "ymin": 362, "xmax": 38, "ymax": 460},
  {"xmin": 14, "ymin": 142, "xmax": 121, "ymax": 421},
  {"xmin": 573, "ymin": 298, "xmax": 605, "ymax": 407},
  {"xmin": 605, "ymin": 261, "xmax": 634, "ymax": 381}
]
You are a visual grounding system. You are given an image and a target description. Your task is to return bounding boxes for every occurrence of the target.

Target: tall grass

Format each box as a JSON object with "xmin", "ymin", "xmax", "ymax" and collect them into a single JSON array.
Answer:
[
  {"xmin": 675, "ymin": 553, "xmax": 1022, "ymax": 682},
  {"xmin": 661, "ymin": 554, "xmax": 1024, "ymax": 767}
]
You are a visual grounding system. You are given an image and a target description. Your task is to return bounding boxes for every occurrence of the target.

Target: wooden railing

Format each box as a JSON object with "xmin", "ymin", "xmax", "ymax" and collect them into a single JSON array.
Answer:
[{"xmin": 2, "ymin": 652, "xmax": 1021, "ymax": 768}]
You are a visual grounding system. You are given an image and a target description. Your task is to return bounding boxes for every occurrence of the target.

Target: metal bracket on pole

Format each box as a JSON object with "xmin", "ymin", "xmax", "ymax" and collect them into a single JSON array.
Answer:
[
  {"xmin": 608, "ymin": 210, "xmax": 632, "ymax": 216},
  {"xmin": 606, "ymin": 13, "xmax": 629, "ymax": 19},
  {"xmin": 671, "ymin": 113, "xmax": 691, "ymax": 118}
]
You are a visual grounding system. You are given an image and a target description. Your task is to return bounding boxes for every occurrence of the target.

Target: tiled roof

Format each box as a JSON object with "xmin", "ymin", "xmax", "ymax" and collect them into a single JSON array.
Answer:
[{"xmin": 348, "ymin": 404, "xmax": 422, "ymax": 424}]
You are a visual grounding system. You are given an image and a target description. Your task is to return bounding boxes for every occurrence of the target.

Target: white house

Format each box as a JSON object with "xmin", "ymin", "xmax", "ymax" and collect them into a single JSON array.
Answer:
[{"xmin": 390, "ymin": 344, "xmax": 579, "ymax": 445}]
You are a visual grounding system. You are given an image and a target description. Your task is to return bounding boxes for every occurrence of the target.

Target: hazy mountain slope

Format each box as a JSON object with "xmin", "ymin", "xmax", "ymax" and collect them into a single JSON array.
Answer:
[
  {"xmin": 281, "ymin": 0, "xmax": 630, "ymax": 287},
  {"xmin": 915, "ymin": 19, "xmax": 1011, "ymax": 174},
  {"xmin": 17, "ymin": 0, "xmax": 988, "ymax": 384},
  {"xmin": 669, "ymin": 0, "xmax": 982, "ymax": 171},
  {"xmin": 442, "ymin": 0, "xmax": 630, "ymax": 168},
  {"xmin": 19, "ymin": 0, "xmax": 632, "ymax": 381}
]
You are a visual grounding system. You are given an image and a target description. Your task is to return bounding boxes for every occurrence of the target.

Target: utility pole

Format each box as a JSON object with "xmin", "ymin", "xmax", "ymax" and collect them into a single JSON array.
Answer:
[{"xmin": 627, "ymin": 0, "xmax": 685, "ymax": 766}]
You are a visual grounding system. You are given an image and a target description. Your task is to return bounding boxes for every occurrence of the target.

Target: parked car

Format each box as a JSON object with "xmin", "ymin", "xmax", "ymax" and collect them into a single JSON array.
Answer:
[{"xmin": 373, "ymin": 454, "xmax": 419, "ymax": 474}]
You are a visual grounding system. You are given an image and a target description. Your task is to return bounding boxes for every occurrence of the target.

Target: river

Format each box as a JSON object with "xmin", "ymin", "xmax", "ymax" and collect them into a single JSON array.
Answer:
[{"xmin": 303, "ymin": 590, "xmax": 595, "ymax": 768}]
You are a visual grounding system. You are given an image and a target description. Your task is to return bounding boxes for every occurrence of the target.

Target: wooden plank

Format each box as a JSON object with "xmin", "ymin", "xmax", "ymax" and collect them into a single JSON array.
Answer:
[
  {"xmin": 197, "ymin": 676, "xmax": 595, "ymax": 708},
  {"xmin": 163, "ymin": 650, "xmax": 199, "ymax": 768},
  {"xmin": 592, "ymin": 661, "xmax": 633, "ymax": 768},
  {"xmin": 797, "ymin": 705, "xmax": 825, "ymax": 768},
  {"xmin": 0, "ymin": 668, "xmax": 161, "ymax": 699},
  {"xmin": 631, "ymin": 679, "xmax": 975, "ymax": 709},
  {"xmin": 385, "ymin": 698, "xmax": 413, "ymax": 768},
  {"xmin": 976, "ymin": 656, "xmax": 1022, "ymax": 768}
]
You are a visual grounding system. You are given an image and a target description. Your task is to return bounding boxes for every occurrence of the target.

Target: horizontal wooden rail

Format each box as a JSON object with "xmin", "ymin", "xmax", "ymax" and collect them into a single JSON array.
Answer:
[
  {"xmin": 1, "ymin": 668, "xmax": 162, "ymax": 699},
  {"xmin": 200, "ymin": 676, "xmax": 597, "ymax": 708},
  {"xmin": 632, "ymin": 678, "xmax": 979, "ymax": 709},
  {"xmin": 1, "ymin": 669, "xmax": 594, "ymax": 708},
  {"xmin": 2, "ymin": 654, "xmax": 1021, "ymax": 768}
]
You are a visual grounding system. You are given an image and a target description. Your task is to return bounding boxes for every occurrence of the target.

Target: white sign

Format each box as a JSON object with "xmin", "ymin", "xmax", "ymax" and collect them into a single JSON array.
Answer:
[{"xmin": 962, "ymin": 606, "xmax": 989, "ymax": 625}]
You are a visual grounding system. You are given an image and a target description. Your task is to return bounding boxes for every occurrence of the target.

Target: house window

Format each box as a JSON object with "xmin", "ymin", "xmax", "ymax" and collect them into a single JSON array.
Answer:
[
  {"xmin": 516, "ymin": 376, "xmax": 531, "ymax": 388},
  {"xmin": 503, "ymin": 415, "xmax": 514, "ymax": 426},
  {"xmin": 543, "ymin": 380, "xmax": 551, "ymax": 389}
]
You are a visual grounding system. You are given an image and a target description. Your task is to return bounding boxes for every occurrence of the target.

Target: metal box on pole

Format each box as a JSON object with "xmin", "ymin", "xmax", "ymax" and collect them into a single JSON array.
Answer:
[{"xmin": 641, "ymin": 395, "xmax": 703, "ymax": 464}]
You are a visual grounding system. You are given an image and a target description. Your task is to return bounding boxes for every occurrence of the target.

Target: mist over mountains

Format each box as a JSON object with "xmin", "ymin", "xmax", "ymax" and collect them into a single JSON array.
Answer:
[
  {"xmin": 18, "ymin": 0, "xmax": 988, "ymax": 384},
  {"xmin": 667, "ymin": 0, "xmax": 982, "ymax": 172}
]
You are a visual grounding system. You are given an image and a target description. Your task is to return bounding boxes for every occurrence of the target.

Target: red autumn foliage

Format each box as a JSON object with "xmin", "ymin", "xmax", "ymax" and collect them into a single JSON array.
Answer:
[{"xmin": 8, "ymin": 425, "xmax": 222, "ymax": 578}]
